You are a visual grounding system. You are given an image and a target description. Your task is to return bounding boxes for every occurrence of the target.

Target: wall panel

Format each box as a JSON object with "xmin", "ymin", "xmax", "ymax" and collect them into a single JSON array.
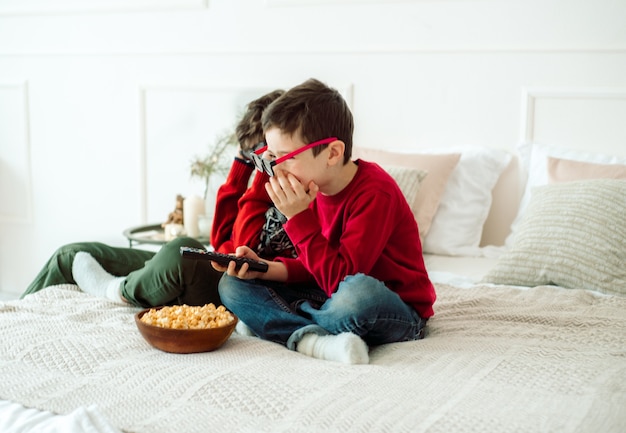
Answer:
[
  {"xmin": 0, "ymin": 0, "xmax": 208, "ymax": 15},
  {"xmin": 0, "ymin": 0, "xmax": 625, "ymax": 296},
  {"xmin": 522, "ymin": 88, "xmax": 626, "ymax": 156},
  {"xmin": 139, "ymin": 85, "xmax": 272, "ymax": 223},
  {"xmin": 0, "ymin": 81, "xmax": 32, "ymax": 223}
]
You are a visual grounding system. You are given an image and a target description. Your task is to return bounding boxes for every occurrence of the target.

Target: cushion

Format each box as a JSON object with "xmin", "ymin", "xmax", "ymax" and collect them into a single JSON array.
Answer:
[
  {"xmin": 354, "ymin": 148, "xmax": 461, "ymax": 238},
  {"xmin": 507, "ymin": 142, "xmax": 626, "ymax": 246},
  {"xmin": 547, "ymin": 157, "xmax": 626, "ymax": 183},
  {"xmin": 423, "ymin": 147, "xmax": 512, "ymax": 256},
  {"xmin": 481, "ymin": 179, "xmax": 626, "ymax": 296},
  {"xmin": 380, "ymin": 165, "xmax": 428, "ymax": 212}
]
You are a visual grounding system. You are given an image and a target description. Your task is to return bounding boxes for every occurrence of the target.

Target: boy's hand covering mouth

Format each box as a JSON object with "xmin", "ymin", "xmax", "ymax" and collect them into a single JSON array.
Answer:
[{"xmin": 265, "ymin": 170, "xmax": 318, "ymax": 219}]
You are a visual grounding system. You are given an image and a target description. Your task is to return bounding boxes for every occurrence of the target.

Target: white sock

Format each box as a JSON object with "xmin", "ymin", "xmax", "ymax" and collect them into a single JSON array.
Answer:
[
  {"xmin": 72, "ymin": 252, "xmax": 126, "ymax": 304},
  {"xmin": 296, "ymin": 332, "xmax": 369, "ymax": 365},
  {"xmin": 235, "ymin": 320, "xmax": 256, "ymax": 337}
]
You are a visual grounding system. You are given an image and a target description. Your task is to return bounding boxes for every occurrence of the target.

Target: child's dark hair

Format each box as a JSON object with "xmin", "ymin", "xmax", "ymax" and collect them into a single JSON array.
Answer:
[
  {"xmin": 235, "ymin": 89, "xmax": 285, "ymax": 150},
  {"xmin": 261, "ymin": 79, "xmax": 354, "ymax": 164}
]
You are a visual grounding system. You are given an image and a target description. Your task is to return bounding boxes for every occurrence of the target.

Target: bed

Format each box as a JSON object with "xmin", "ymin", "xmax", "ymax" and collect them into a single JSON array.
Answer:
[{"xmin": 1, "ymin": 140, "xmax": 625, "ymax": 432}]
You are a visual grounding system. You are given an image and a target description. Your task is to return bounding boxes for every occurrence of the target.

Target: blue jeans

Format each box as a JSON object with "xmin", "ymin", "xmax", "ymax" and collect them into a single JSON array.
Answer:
[{"xmin": 218, "ymin": 273, "xmax": 426, "ymax": 350}]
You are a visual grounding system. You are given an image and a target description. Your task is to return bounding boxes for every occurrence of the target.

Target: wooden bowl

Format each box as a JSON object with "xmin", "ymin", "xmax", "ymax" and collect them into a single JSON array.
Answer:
[{"xmin": 135, "ymin": 307, "xmax": 238, "ymax": 354}]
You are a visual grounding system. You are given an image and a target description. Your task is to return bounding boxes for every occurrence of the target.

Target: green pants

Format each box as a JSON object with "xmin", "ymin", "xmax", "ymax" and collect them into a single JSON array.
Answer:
[{"xmin": 22, "ymin": 237, "xmax": 222, "ymax": 307}]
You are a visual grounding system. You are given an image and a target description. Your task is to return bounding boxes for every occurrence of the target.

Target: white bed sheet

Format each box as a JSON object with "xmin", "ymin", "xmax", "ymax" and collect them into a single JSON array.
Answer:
[
  {"xmin": 1, "ymin": 277, "xmax": 625, "ymax": 433},
  {"xmin": 424, "ymin": 253, "xmax": 499, "ymax": 288}
]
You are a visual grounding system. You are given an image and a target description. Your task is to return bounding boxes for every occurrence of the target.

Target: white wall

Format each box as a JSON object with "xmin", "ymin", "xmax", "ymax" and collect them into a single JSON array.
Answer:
[{"xmin": 1, "ymin": 0, "xmax": 625, "ymax": 297}]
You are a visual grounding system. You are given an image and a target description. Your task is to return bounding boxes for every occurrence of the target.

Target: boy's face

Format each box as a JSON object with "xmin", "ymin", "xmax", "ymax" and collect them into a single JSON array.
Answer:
[{"xmin": 263, "ymin": 128, "xmax": 329, "ymax": 186}]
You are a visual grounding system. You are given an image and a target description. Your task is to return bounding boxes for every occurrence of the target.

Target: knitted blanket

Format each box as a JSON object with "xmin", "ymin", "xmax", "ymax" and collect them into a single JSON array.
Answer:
[{"xmin": 1, "ymin": 284, "xmax": 625, "ymax": 433}]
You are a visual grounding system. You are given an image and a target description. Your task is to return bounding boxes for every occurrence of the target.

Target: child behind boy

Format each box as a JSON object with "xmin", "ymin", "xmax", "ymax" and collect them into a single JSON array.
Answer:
[{"xmin": 214, "ymin": 78, "xmax": 436, "ymax": 365}]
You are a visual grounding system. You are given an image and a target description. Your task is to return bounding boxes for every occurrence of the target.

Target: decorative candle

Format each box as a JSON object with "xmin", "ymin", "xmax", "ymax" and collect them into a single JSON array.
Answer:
[
  {"xmin": 164, "ymin": 223, "xmax": 185, "ymax": 241},
  {"xmin": 183, "ymin": 195, "xmax": 205, "ymax": 238}
]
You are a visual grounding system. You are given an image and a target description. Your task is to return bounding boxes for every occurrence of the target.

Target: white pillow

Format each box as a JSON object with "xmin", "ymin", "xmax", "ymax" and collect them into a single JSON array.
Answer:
[
  {"xmin": 423, "ymin": 147, "xmax": 512, "ymax": 257},
  {"xmin": 507, "ymin": 142, "xmax": 626, "ymax": 246}
]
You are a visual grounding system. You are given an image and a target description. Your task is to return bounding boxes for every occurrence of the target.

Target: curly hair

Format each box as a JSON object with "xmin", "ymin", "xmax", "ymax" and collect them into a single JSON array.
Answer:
[{"xmin": 235, "ymin": 89, "xmax": 285, "ymax": 151}]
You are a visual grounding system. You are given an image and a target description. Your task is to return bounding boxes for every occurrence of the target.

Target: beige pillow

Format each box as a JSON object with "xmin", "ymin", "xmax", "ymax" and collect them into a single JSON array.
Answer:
[
  {"xmin": 547, "ymin": 156, "xmax": 626, "ymax": 183},
  {"xmin": 354, "ymin": 148, "xmax": 461, "ymax": 238},
  {"xmin": 381, "ymin": 165, "xmax": 428, "ymax": 212},
  {"xmin": 481, "ymin": 179, "xmax": 626, "ymax": 296}
]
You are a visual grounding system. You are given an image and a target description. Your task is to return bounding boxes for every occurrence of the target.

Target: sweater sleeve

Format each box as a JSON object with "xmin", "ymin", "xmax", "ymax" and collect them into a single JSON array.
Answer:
[
  {"xmin": 227, "ymin": 170, "xmax": 273, "ymax": 253},
  {"xmin": 274, "ymin": 256, "xmax": 315, "ymax": 282},
  {"xmin": 283, "ymin": 190, "xmax": 397, "ymax": 296},
  {"xmin": 211, "ymin": 159, "xmax": 254, "ymax": 252}
]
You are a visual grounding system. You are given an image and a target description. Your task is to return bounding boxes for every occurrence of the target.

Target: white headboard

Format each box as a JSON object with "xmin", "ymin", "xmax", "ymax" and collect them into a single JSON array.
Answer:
[{"xmin": 481, "ymin": 87, "xmax": 626, "ymax": 246}]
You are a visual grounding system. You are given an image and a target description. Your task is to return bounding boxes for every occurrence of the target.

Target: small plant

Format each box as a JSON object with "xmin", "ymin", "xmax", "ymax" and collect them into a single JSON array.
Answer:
[{"xmin": 189, "ymin": 129, "xmax": 238, "ymax": 199}]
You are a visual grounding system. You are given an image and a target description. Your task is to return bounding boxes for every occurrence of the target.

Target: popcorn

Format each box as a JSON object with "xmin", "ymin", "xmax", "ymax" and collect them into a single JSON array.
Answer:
[{"xmin": 140, "ymin": 304, "xmax": 235, "ymax": 330}]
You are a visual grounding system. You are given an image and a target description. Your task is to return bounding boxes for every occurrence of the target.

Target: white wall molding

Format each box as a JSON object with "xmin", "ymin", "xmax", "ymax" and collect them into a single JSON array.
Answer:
[
  {"xmin": 0, "ymin": 81, "xmax": 33, "ymax": 224},
  {"xmin": 267, "ymin": 0, "xmax": 476, "ymax": 5},
  {"xmin": 138, "ymin": 87, "xmax": 149, "ymax": 224},
  {"xmin": 2, "ymin": 48, "xmax": 625, "ymax": 58},
  {"xmin": 0, "ymin": 0, "xmax": 208, "ymax": 16},
  {"xmin": 521, "ymin": 87, "xmax": 626, "ymax": 152}
]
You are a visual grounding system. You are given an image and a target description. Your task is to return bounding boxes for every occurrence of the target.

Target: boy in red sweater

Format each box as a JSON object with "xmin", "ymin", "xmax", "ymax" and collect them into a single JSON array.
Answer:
[{"xmin": 215, "ymin": 79, "xmax": 436, "ymax": 364}]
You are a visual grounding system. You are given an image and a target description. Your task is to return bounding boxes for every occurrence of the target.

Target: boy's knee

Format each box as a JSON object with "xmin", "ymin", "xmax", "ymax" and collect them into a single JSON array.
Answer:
[
  {"xmin": 163, "ymin": 236, "xmax": 203, "ymax": 252},
  {"xmin": 217, "ymin": 274, "xmax": 238, "ymax": 302},
  {"xmin": 54, "ymin": 242, "xmax": 103, "ymax": 259},
  {"xmin": 333, "ymin": 273, "xmax": 390, "ymax": 312},
  {"xmin": 157, "ymin": 237, "xmax": 203, "ymax": 262},
  {"xmin": 339, "ymin": 273, "xmax": 385, "ymax": 296}
]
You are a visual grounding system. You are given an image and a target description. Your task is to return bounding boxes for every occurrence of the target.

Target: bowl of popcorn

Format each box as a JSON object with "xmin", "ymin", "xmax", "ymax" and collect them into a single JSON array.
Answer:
[{"xmin": 135, "ymin": 304, "xmax": 238, "ymax": 354}]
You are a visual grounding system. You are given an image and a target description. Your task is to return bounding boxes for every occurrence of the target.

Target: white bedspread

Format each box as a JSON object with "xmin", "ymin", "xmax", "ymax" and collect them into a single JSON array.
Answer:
[{"xmin": 1, "ymin": 284, "xmax": 625, "ymax": 433}]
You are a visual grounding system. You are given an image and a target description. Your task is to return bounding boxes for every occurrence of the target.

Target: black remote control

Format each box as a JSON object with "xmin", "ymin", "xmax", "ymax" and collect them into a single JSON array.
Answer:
[{"xmin": 180, "ymin": 246, "xmax": 269, "ymax": 273}]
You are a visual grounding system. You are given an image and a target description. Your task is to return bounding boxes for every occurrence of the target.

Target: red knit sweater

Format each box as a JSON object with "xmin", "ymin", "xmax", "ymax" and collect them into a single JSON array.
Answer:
[{"xmin": 279, "ymin": 160, "xmax": 436, "ymax": 318}]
